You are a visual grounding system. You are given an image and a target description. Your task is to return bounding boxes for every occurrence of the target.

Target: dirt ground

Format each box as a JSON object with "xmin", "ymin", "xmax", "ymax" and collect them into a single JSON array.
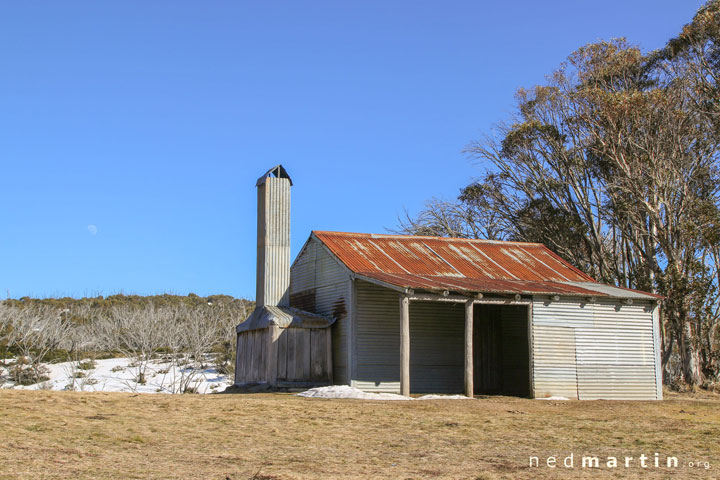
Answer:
[{"xmin": 0, "ymin": 389, "xmax": 718, "ymax": 479}]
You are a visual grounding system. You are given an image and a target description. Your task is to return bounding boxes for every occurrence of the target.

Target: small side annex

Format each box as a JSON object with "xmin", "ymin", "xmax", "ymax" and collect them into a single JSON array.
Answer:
[{"xmin": 288, "ymin": 231, "xmax": 663, "ymax": 400}]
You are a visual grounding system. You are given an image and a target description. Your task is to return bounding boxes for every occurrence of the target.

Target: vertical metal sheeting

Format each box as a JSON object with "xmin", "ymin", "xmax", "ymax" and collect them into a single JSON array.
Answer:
[
  {"xmin": 532, "ymin": 298, "xmax": 659, "ymax": 400},
  {"xmin": 408, "ymin": 300, "xmax": 464, "ymax": 394},
  {"xmin": 353, "ymin": 280, "xmax": 467, "ymax": 394},
  {"xmin": 353, "ymin": 280, "xmax": 402, "ymax": 392},
  {"xmin": 289, "ymin": 237, "xmax": 350, "ymax": 384},
  {"xmin": 256, "ymin": 176, "xmax": 291, "ymax": 307},
  {"xmin": 532, "ymin": 325, "xmax": 579, "ymax": 399}
]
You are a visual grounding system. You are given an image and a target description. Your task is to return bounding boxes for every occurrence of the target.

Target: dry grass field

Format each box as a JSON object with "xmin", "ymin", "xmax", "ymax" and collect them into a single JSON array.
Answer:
[{"xmin": 0, "ymin": 389, "xmax": 718, "ymax": 479}]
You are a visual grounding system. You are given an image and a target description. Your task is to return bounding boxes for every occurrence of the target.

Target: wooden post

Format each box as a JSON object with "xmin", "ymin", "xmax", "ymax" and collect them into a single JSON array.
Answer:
[
  {"xmin": 400, "ymin": 294, "xmax": 410, "ymax": 396},
  {"xmin": 527, "ymin": 303, "xmax": 535, "ymax": 399},
  {"xmin": 326, "ymin": 327, "xmax": 333, "ymax": 384},
  {"xmin": 464, "ymin": 299, "xmax": 474, "ymax": 397}
]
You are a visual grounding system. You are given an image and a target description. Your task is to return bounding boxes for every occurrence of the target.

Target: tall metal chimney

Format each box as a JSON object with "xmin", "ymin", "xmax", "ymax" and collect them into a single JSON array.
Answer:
[{"xmin": 255, "ymin": 165, "xmax": 292, "ymax": 308}]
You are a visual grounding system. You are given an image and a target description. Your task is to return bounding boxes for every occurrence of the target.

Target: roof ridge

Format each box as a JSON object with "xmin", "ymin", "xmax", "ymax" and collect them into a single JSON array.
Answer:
[{"xmin": 311, "ymin": 230, "xmax": 544, "ymax": 246}]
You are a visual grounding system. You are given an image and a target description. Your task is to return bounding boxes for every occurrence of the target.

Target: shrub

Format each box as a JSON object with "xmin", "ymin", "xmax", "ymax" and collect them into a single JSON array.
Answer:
[
  {"xmin": 78, "ymin": 360, "xmax": 96, "ymax": 370},
  {"xmin": 212, "ymin": 344, "xmax": 234, "ymax": 375},
  {"xmin": 10, "ymin": 361, "xmax": 50, "ymax": 386}
]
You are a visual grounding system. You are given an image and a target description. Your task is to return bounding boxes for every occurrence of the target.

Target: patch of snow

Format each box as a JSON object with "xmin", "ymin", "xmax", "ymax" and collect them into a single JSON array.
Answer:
[
  {"xmin": 0, "ymin": 357, "xmax": 233, "ymax": 394},
  {"xmin": 297, "ymin": 385, "xmax": 472, "ymax": 401},
  {"xmin": 416, "ymin": 394, "xmax": 472, "ymax": 400},
  {"xmin": 537, "ymin": 396, "xmax": 570, "ymax": 401},
  {"xmin": 298, "ymin": 385, "xmax": 410, "ymax": 400}
]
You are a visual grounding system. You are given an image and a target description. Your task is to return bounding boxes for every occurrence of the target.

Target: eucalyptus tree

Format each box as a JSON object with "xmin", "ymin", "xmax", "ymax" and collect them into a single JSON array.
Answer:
[{"xmin": 400, "ymin": 19, "xmax": 720, "ymax": 386}]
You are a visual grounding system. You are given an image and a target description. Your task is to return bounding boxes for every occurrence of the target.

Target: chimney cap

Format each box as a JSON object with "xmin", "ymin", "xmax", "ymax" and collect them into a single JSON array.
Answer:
[{"xmin": 256, "ymin": 165, "xmax": 293, "ymax": 186}]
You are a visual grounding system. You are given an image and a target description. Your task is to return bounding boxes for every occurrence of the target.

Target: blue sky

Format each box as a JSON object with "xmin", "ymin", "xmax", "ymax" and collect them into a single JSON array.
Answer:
[{"xmin": 0, "ymin": 1, "xmax": 705, "ymax": 300}]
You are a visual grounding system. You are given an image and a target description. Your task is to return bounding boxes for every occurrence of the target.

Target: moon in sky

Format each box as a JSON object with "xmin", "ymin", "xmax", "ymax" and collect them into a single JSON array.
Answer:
[{"xmin": 87, "ymin": 225, "xmax": 98, "ymax": 235}]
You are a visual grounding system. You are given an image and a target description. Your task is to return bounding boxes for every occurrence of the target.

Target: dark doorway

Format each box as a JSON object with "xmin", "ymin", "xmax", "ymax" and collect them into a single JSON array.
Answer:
[{"xmin": 473, "ymin": 304, "xmax": 530, "ymax": 396}]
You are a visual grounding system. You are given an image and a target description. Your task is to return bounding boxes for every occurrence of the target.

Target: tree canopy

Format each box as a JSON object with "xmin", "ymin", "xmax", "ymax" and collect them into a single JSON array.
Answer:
[{"xmin": 399, "ymin": 1, "xmax": 720, "ymax": 388}]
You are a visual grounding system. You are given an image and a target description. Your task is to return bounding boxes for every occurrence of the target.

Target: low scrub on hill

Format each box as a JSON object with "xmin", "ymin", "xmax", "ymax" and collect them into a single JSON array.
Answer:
[{"xmin": 0, "ymin": 294, "xmax": 253, "ymax": 390}]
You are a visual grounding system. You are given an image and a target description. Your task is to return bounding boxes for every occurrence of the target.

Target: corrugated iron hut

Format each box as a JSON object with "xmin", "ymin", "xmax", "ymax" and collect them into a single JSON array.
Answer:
[{"xmin": 237, "ymin": 165, "xmax": 663, "ymax": 400}]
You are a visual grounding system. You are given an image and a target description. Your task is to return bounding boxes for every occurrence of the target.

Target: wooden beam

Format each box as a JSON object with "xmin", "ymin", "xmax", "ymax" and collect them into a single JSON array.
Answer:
[
  {"xmin": 408, "ymin": 293, "xmax": 471, "ymax": 302},
  {"xmin": 408, "ymin": 293, "xmax": 532, "ymax": 305},
  {"xmin": 399, "ymin": 294, "xmax": 410, "ymax": 397},
  {"xmin": 464, "ymin": 299, "xmax": 474, "ymax": 398},
  {"xmin": 353, "ymin": 273, "xmax": 406, "ymax": 293}
]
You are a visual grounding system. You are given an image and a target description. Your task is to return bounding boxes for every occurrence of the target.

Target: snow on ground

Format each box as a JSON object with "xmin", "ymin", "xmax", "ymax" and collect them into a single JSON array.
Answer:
[
  {"xmin": 417, "ymin": 394, "xmax": 472, "ymax": 400},
  {"xmin": 536, "ymin": 396, "xmax": 570, "ymax": 401},
  {"xmin": 297, "ymin": 385, "xmax": 472, "ymax": 401},
  {"xmin": 0, "ymin": 357, "xmax": 232, "ymax": 394},
  {"xmin": 297, "ymin": 385, "xmax": 409, "ymax": 400},
  {"xmin": 1, "ymin": 362, "xmax": 489, "ymax": 399}
]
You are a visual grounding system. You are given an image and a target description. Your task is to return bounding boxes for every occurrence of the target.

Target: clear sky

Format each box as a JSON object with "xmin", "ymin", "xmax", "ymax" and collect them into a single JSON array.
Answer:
[{"xmin": 0, "ymin": 1, "xmax": 705, "ymax": 300}]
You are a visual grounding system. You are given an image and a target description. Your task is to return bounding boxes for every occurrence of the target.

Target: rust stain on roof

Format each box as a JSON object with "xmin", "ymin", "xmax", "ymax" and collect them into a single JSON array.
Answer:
[{"xmin": 311, "ymin": 231, "xmax": 656, "ymax": 298}]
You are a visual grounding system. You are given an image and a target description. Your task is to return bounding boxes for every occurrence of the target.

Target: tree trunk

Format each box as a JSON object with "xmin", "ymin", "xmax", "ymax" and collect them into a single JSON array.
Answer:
[
  {"xmin": 661, "ymin": 330, "xmax": 674, "ymax": 378},
  {"xmin": 680, "ymin": 322, "xmax": 704, "ymax": 386}
]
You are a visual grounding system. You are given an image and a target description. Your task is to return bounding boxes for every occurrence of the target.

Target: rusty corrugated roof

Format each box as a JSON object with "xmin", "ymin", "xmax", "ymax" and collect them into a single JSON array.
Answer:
[
  {"xmin": 355, "ymin": 272, "xmax": 605, "ymax": 296},
  {"xmin": 312, "ymin": 231, "xmax": 658, "ymax": 299}
]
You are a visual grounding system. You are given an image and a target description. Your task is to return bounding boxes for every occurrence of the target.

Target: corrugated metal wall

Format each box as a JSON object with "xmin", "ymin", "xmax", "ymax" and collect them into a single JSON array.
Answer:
[
  {"xmin": 256, "ymin": 177, "xmax": 291, "ymax": 307},
  {"xmin": 532, "ymin": 298, "xmax": 659, "ymax": 400},
  {"xmin": 353, "ymin": 280, "xmax": 400, "ymax": 392},
  {"xmin": 290, "ymin": 237, "xmax": 350, "ymax": 384},
  {"xmin": 532, "ymin": 325, "xmax": 578, "ymax": 399},
  {"xmin": 408, "ymin": 301, "xmax": 465, "ymax": 393},
  {"xmin": 353, "ymin": 281, "xmax": 531, "ymax": 394}
]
